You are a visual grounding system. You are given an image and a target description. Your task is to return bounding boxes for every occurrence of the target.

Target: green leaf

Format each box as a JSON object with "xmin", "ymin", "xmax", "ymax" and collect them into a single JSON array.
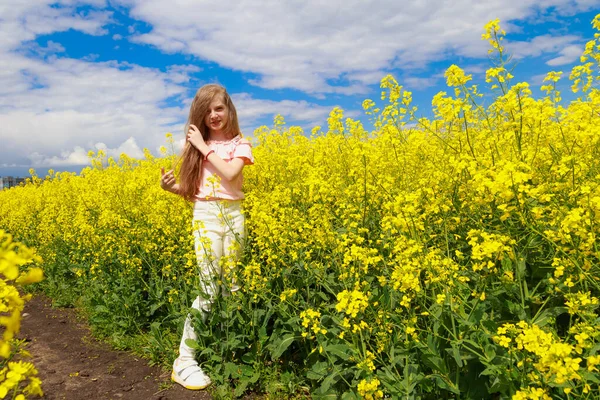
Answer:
[
  {"xmin": 184, "ymin": 338, "xmax": 199, "ymax": 349},
  {"xmin": 489, "ymin": 375, "xmax": 510, "ymax": 393},
  {"xmin": 248, "ymin": 371, "xmax": 260, "ymax": 384},
  {"xmin": 319, "ymin": 371, "xmax": 339, "ymax": 393},
  {"xmin": 378, "ymin": 369, "xmax": 406, "ymax": 396},
  {"xmin": 253, "ymin": 308, "xmax": 266, "ymax": 321},
  {"xmin": 241, "ymin": 352, "xmax": 255, "ymax": 364},
  {"xmin": 468, "ymin": 303, "xmax": 485, "ymax": 325},
  {"xmin": 421, "ymin": 353, "xmax": 447, "ymax": 374},
  {"xmin": 190, "ymin": 308, "xmax": 204, "ymax": 320},
  {"xmin": 426, "ymin": 334, "xmax": 439, "ymax": 353},
  {"xmin": 431, "ymin": 373, "xmax": 460, "ymax": 394},
  {"xmin": 260, "ymin": 307, "xmax": 274, "ymax": 329},
  {"xmin": 516, "ymin": 258, "xmax": 526, "ymax": 280},
  {"xmin": 312, "ymin": 393, "xmax": 338, "ymax": 400},
  {"xmin": 501, "ymin": 257, "xmax": 512, "ymax": 272},
  {"xmin": 306, "ymin": 361, "xmax": 328, "ymax": 380},
  {"xmin": 316, "ymin": 291, "xmax": 329, "ymax": 301},
  {"xmin": 507, "ymin": 301, "xmax": 527, "ymax": 320},
  {"xmin": 480, "ymin": 365, "xmax": 500, "ymax": 376},
  {"xmin": 590, "ymin": 343, "xmax": 600, "ymax": 354},
  {"xmin": 403, "ymin": 363, "xmax": 424, "ymax": 392},
  {"xmin": 148, "ymin": 301, "xmax": 164, "ymax": 316},
  {"xmin": 483, "ymin": 344, "xmax": 496, "ymax": 362},
  {"xmin": 238, "ymin": 364, "xmax": 254, "ymax": 377},
  {"xmin": 234, "ymin": 380, "xmax": 249, "ymax": 398},
  {"xmin": 531, "ymin": 306, "xmax": 567, "ymax": 327},
  {"xmin": 225, "ymin": 337, "xmax": 242, "ymax": 350},
  {"xmin": 447, "ymin": 344, "xmax": 463, "ymax": 368},
  {"xmin": 95, "ymin": 305, "xmax": 109, "ymax": 314},
  {"xmin": 581, "ymin": 370, "xmax": 600, "ymax": 384},
  {"xmin": 341, "ymin": 390, "xmax": 360, "ymax": 400},
  {"xmin": 258, "ymin": 325, "xmax": 267, "ymax": 341},
  {"xmin": 325, "ymin": 343, "xmax": 352, "ymax": 360},
  {"xmin": 270, "ymin": 334, "xmax": 296, "ymax": 359},
  {"xmin": 224, "ymin": 362, "xmax": 239, "ymax": 379},
  {"xmin": 383, "ymin": 365, "xmax": 397, "ymax": 382}
]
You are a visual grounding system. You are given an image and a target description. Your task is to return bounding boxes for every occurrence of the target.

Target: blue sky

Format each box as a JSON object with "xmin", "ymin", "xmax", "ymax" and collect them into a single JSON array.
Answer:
[{"xmin": 1, "ymin": 0, "xmax": 599, "ymax": 177}]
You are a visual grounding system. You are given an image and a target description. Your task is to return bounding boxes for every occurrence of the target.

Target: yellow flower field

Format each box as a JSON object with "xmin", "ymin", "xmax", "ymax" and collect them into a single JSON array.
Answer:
[
  {"xmin": 0, "ymin": 232, "xmax": 44, "ymax": 399},
  {"xmin": 1, "ymin": 17, "xmax": 600, "ymax": 399}
]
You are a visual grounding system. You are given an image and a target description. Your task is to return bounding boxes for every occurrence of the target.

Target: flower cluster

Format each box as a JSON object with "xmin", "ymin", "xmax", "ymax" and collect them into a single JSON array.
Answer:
[
  {"xmin": 335, "ymin": 289, "xmax": 369, "ymax": 319},
  {"xmin": 357, "ymin": 377, "xmax": 383, "ymax": 400},
  {"xmin": 300, "ymin": 308, "xmax": 326, "ymax": 339}
]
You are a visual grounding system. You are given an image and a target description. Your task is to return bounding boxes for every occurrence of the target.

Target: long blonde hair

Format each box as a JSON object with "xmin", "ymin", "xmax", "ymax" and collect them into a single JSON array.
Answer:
[{"xmin": 178, "ymin": 84, "xmax": 241, "ymax": 202}]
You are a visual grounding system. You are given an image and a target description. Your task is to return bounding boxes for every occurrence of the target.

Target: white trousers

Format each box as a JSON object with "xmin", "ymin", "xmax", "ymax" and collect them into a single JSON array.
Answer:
[{"xmin": 178, "ymin": 200, "xmax": 245, "ymax": 361}]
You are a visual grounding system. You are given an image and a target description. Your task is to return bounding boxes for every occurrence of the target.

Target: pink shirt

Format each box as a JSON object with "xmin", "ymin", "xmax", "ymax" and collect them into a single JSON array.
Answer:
[{"xmin": 195, "ymin": 135, "xmax": 254, "ymax": 201}]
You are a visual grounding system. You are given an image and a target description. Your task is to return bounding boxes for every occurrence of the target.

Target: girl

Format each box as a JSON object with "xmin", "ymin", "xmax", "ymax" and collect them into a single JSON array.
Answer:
[{"xmin": 160, "ymin": 84, "xmax": 254, "ymax": 390}]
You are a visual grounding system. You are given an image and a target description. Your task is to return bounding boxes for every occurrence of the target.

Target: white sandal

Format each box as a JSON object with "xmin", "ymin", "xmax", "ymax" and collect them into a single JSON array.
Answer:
[{"xmin": 172, "ymin": 358, "xmax": 212, "ymax": 390}]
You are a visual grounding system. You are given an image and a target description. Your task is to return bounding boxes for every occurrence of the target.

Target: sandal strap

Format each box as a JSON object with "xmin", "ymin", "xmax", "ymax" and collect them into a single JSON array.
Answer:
[{"xmin": 176, "ymin": 363, "xmax": 206, "ymax": 382}]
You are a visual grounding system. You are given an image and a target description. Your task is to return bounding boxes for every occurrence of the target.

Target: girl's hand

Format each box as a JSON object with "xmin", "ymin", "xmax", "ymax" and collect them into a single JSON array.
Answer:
[
  {"xmin": 160, "ymin": 167, "xmax": 176, "ymax": 191},
  {"xmin": 187, "ymin": 124, "xmax": 209, "ymax": 154}
]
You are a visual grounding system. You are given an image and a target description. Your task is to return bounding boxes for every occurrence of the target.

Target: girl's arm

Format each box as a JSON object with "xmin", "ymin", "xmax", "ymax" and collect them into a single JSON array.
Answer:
[
  {"xmin": 204, "ymin": 155, "xmax": 245, "ymax": 182},
  {"xmin": 187, "ymin": 125, "xmax": 247, "ymax": 182}
]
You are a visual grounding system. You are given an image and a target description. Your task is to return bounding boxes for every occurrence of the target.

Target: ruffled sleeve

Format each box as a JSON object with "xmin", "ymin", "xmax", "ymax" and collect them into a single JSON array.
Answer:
[{"xmin": 232, "ymin": 138, "xmax": 254, "ymax": 165}]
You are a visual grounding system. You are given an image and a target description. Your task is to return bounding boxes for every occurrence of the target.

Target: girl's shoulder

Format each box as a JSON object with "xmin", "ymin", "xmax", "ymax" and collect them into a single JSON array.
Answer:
[
  {"xmin": 207, "ymin": 135, "xmax": 252, "ymax": 159},
  {"xmin": 237, "ymin": 137, "xmax": 252, "ymax": 146},
  {"xmin": 232, "ymin": 135, "xmax": 252, "ymax": 146}
]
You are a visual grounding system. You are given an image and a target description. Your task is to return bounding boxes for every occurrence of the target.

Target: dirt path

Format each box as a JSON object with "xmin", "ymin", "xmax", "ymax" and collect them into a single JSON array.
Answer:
[{"xmin": 19, "ymin": 295, "xmax": 212, "ymax": 400}]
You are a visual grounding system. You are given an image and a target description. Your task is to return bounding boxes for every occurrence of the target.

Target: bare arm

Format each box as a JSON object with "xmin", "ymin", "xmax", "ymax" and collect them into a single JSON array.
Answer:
[
  {"xmin": 204, "ymin": 155, "xmax": 245, "ymax": 182},
  {"xmin": 187, "ymin": 124, "xmax": 247, "ymax": 182}
]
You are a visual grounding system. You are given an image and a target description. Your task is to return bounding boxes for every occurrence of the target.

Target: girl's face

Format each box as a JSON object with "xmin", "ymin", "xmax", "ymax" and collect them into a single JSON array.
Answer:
[{"xmin": 205, "ymin": 95, "xmax": 229, "ymax": 135}]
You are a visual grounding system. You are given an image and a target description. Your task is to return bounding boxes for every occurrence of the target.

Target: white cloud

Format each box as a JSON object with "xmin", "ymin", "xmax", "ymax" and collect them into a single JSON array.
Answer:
[
  {"xmin": 27, "ymin": 137, "xmax": 145, "ymax": 167},
  {"xmin": 344, "ymin": 70, "xmax": 389, "ymax": 86},
  {"xmin": 463, "ymin": 65, "xmax": 488, "ymax": 75},
  {"xmin": 96, "ymin": 137, "xmax": 145, "ymax": 159},
  {"xmin": 29, "ymin": 146, "xmax": 90, "ymax": 167},
  {"xmin": 20, "ymin": 40, "xmax": 66, "ymax": 57},
  {"xmin": 227, "ymin": 94, "xmax": 365, "ymax": 140},
  {"xmin": 505, "ymin": 34, "xmax": 585, "ymax": 68},
  {"xmin": 546, "ymin": 44, "xmax": 584, "ymax": 66},
  {"xmin": 0, "ymin": 1, "xmax": 112, "ymax": 52},
  {"xmin": 507, "ymin": 34, "xmax": 582, "ymax": 59},
  {"xmin": 232, "ymin": 93, "xmax": 338, "ymax": 126},
  {"xmin": 403, "ymin": 77, "xmax": 440, "ymax": 90},
  {"xmin": 117, "ymin": 0, "xmax": 598, "ymax": 94},
  {"xmin": 548, "ymin": 0, "xmax": 599, "ymax": 15},
  {"xmin": 0, "ymin": 44, "xmax": 195, "ymax": 166}
]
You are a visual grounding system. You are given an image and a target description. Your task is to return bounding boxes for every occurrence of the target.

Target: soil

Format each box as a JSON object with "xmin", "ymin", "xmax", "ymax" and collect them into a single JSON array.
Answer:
[{"xmin": 19, "ymin": 295, "xmax": 212, "ymax": 400}]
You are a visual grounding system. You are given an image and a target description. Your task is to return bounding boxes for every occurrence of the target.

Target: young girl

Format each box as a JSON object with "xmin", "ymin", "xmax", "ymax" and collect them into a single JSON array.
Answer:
[{"xmin": 160, "ymin": 84, "xmax": 254, "ymax": 390}]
